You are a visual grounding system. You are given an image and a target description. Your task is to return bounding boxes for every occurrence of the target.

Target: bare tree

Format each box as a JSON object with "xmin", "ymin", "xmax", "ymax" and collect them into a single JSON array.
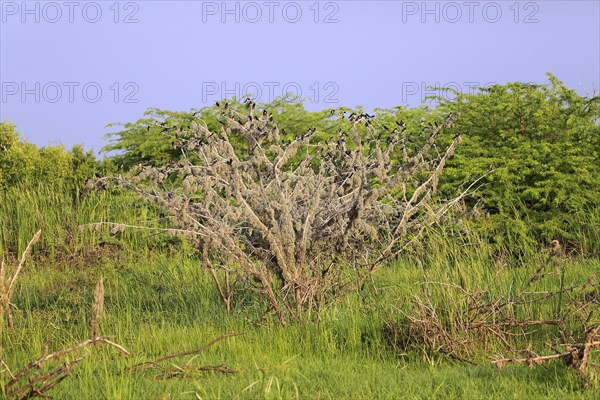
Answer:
[{"xmin": 86, "ymin": 106, "xmax": 473, "ymax": 324}]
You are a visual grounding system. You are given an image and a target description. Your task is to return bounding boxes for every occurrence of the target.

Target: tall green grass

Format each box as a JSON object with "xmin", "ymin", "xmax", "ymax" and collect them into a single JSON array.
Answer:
[
  {"xmin": 1, "ymin": 184, "xmax": 598, "ymax": 398},
  {"xmin": 3, "ymin": 247, "xmax": 597, "ymax": 398},
  {"xmin": 0, "ymin": 183, "xmax": 180, "ymax": 258}
]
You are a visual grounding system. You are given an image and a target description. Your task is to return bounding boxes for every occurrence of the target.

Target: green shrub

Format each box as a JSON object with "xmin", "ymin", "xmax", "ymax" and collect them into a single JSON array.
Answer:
[{"xmin": 434, "ymin": 74, "xmax": 600, "ymax": 252}]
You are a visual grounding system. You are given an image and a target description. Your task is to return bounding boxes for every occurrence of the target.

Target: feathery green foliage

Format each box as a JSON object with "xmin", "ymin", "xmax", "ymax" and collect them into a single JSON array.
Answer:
[{"xmin": 433, "ymin": 74, "xmax": 600, "ymax": 252}]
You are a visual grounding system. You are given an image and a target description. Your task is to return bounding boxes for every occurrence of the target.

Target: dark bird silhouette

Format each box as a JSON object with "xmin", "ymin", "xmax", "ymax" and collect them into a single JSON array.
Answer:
[
  {"xmin": 303, "ymin": 127, "xmax": 317, "ymax": 139},
  {"xmin": 216, "ymin": 102, "xmax": 220, "ymax": 107}
]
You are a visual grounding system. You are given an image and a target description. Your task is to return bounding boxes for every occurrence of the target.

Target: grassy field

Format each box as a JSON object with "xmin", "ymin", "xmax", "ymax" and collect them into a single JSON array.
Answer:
[{"xmin": 1, "ymin": 185, "xmax": 599, "ymax": 399}]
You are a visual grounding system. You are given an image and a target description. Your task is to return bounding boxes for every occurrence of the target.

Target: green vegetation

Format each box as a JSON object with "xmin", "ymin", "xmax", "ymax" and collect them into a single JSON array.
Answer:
[
  {"xmin": 101, "ymin": 75, "xmax": 600, "ymax": 255},
  {"xmin": 435, "ymin": 74, "xmax": 600, "ymax": 254},
  {"xmin": 1, "ymin": 75, "xmax": 599, "ymax": 398},
  {"xmin": 1, "ymin": 219, "xmax": 597, "ymax": 399},
  {"xmin": 0, "ymin": 122, "xmax": 110, "ymax": 192}
]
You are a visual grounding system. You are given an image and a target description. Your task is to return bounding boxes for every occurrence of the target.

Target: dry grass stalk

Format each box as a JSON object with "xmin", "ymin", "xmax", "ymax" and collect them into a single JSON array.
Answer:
[
  {"xmin": 86, "ymin": 106, "xmax": 471, "ymax": 324},
  {"xmin": 91, "ymin": 277, "xmax": 105, "ymax": 342},
  {"xmin": 0, "ymin": 230, "xmax": 41, "ymax": 360}
]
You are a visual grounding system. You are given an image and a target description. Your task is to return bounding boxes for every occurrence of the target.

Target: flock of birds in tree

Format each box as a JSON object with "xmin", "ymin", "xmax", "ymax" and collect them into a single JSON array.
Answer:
[{"xmin": 141, "ymin": 100, "xmax": 460, "ymax": 166}]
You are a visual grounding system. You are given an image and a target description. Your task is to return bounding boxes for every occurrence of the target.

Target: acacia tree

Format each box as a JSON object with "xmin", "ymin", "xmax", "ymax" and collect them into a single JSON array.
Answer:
[
  {"xmin": 90, "ymin": 103, "xmax": 473, "ymax": 324},
  {"xmin": 434, "ymin": 74, "xmax": 600, "ymax": 251}
]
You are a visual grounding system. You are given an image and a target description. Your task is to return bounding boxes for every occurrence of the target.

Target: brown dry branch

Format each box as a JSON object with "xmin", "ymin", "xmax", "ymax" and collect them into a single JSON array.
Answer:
[
  {"xmin": 208, "ymin": 266, "xmax": 232, "ymax": 314},
  {"xmin": 1, "ymin": 231, "xmax": 129, "ymax": 399},
  {"xmin": 84, "ymin": 106, "xmax": 472, "ymax": 324},
  {"xmin": 394, "ymin": 241, "xmax": 599, "ymax": 379},
  {"xmin": 493, "ymin": 325, "xmax": 600, "ymax": 387},
  {"xmin": 8, "ymin": 356, "xmax": 86, "ymax": 400},
  {"xmin": 127, "ymin": 332, "xmax": 244, "ymax": 379},
  {"xmin": 80, "ymin": 221, "xmax": 205, "ymax": 240},
  {"xmin": 5, "ymin": 336, "xmax": 129, "ymax": 399},
  {"xmin": 154, "ymin": 363, "xmax": 236, "ymax": 380}
]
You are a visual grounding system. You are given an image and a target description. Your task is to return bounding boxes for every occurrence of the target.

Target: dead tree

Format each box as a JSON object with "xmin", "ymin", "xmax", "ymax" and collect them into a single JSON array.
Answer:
[{"xmin": 86, "ymin": 107, "xmax": 473, "ymax": 324}]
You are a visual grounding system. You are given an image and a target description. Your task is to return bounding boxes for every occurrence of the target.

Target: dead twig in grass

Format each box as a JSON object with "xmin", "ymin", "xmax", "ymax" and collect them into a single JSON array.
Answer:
[
  {"xmin": 390, "ymin": 240, "xmax": 599, "ymax": 386},
  {"xmin": 126, "ymin": 332, "xmax": 244, "ymax": 378},
  {"xmin": 1, "ymin": 231, "xmax": 129, "ymax": 399},
  {"xmin": 157, "ymin": 364, "xmax": 237, "ymax": 380},
  {"xmin": 494, "ymin": 325, "xmax": 600, "ymax": 387},
  {"xmin": 0, "ymin": 230, "xmax": 41, "ymax": 358}
]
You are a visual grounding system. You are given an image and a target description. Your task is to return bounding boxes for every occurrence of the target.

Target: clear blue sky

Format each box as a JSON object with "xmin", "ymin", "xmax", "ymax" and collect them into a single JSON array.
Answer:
[{"xmin": 1, "ymin": 0, "xmax": 599, "ymax": 153}]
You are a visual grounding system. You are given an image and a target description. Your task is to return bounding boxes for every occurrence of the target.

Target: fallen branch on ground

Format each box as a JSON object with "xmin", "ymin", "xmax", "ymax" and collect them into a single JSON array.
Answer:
[
  {"xmin": 493, "ymin": 325, "xmax": 600, "ymax": 387},
  {"xmin": 126, "ymin": 332, "xmax": 245, "ymax": 379},
  {"xmin": 1, "ymin": 231, "xmax": 129, "ymax": 399}
]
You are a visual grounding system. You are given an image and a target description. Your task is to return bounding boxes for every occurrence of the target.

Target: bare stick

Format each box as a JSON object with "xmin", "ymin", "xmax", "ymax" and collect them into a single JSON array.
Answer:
[
  {"xmin": 7, "ymin": 336, "xmax": 129, "ymax": 389},
  {"xmin": 5, "ymin": 230, "xmax": 41, "ymax": 302},
  {"xmin": 128, "ymin": 332, "xmax": 245, "ymax": 372}
]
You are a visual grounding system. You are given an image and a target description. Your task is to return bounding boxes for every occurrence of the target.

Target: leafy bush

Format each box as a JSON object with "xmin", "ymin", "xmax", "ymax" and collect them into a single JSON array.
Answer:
[
  {"xmin": 434, "ymin": 74, "xmax": 600, "ymax": 252},
  {"xmin": 0, "ymin": 121, "xmax": 104, "ymax": 192}
]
